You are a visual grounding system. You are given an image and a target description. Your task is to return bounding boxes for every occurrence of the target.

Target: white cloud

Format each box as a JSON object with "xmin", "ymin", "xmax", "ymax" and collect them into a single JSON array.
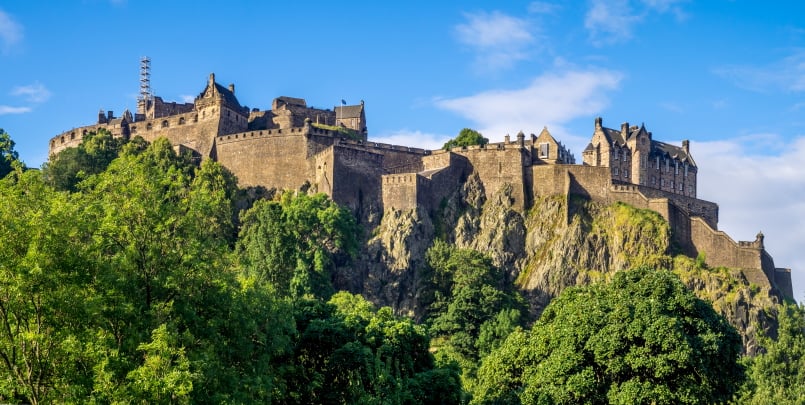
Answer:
[
  {"xmin": 454, "ymin": 11, "xmax": 535, "ymax": 72},
  {"xmin": 370, "ymin": 129, "xmax": 449, "ymax": 151},
  {"xmin": 11, "ymin": 82, "xmax": 51, "ymax": 103},
  {"xmin": 714, "ymin": 51, "xmax": 805, "ymax": 93},
  {"xmin": 0, "ymin": 105, "xmax": 31, "ymax": 115},
  {"xmin": 527, "ymin": 1, "xmax": 560, "ymax": 14},
  {"xmin": 585, "ymin": 0, "xmax": 687, "ymax": 45},
  {"xmin": 435, "ymin": 69, "xmax": 622, "ymax": 145},
  {"xmin": 694, "ymin": 136, "xmax": 805, "ymax": 300},
  {"xmin": 0, "ymin": 9, "xmax": 22, "ymax": 53}
]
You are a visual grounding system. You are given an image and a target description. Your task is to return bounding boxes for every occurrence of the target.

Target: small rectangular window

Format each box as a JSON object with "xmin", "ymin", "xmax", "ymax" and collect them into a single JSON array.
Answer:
[
  {"xmin": 655, "ymin": 156, "xmax": 660, "ymax": 169},
  {"xmin": 624, "ymin": 169, "xmax": 628, "ymax": 179},
  {"xmin": 539, "ymin": 143, "xmax": 549, "ymax": 158},
  {"xmin": 614, "ymin": 167, "xmax": 619, "ymax": 176}
]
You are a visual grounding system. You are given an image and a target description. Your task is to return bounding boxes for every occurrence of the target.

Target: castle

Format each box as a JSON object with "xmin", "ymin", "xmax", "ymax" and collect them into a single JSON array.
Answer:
[{"xmin": 49, "ymin": 73, "xmax": 794, "ymax": 301}]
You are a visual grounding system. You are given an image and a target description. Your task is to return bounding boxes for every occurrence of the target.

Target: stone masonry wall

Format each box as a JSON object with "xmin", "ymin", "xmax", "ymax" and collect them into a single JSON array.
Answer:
[
  {"xmin": 215, "ymin": 127, "xmax": 314, "ymax": 189},
  {"xmin": 452, "ymin": 145, "xmax": 528, "ymax": 210},
  {"xmin": 330, "ymin": 145, "xmax": 384, "ymax": 223}
]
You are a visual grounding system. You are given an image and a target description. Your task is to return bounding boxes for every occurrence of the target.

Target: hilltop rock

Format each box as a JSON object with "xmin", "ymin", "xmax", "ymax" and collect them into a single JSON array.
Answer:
[{"xmin": 340, "ymin": 178, "xmax": 780, "ymax": 354}]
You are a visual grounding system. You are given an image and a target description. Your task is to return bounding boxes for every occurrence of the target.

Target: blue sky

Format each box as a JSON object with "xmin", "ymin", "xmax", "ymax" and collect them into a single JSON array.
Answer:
[{"xmin": 2, "ymin": 0, "xmax": 805, "ymax": 299}]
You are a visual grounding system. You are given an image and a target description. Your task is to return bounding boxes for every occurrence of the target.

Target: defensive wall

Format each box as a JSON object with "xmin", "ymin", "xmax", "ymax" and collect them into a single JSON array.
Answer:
[{"xmin": 527, "ymin": 165, "xmax": 791, "ymax": 298}]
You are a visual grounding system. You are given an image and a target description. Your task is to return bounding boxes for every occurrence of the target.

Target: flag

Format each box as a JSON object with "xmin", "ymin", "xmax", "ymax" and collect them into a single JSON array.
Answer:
[{"xmin": 341, "ymin": 99, "xmax": 347, "ymax": 105}]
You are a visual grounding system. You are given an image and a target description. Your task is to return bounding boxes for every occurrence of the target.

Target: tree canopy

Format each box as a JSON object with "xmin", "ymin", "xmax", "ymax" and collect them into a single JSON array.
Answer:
[
  {"xmin": 472, "ymin": 267, "xmax": 745, "ymax": 405},
  {"xmin": 442, "ymin": 128, "xmax": 489, "ymax": 150},
  {"xmin": 0, "ymin": 128, "xmax": 23, "ymax": 178}
]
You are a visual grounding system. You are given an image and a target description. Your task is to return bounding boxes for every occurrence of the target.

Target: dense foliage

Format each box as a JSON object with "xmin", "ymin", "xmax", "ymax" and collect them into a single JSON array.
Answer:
[
  {"xmin": 0, "ymin": 129, "xmax": 22, "ymax": 178},
  {"xmin": 423, "ymin": 240, "xmax": 525, "ymax": 393},
  {"xmin": 473, "ymin": 268, "xmax": 745, "ymax": 404},
  {"xmin": 738, "ymin": 303, "xmax": 805, "ymax": 404},
  {"xmin": 442, "ymin": 128, "xmax": 489, "ymax": 150},
  {"xmin": 0, "ymin": 133, "xmax": 459, "ymax": 404}
]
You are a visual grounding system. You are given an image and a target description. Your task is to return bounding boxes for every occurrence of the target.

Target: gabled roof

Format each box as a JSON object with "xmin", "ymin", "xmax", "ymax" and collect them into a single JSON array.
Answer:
[
  {"xmin": 335, "ymin": 104, "xmax": 363, "ymax": 119},
  {"xmin": 602, "ymin": 127, "xmax": 625, "ymax": 145},
  {"xmin": 213, "ymin": 83, "xmax": 243, "ymax": 109},
  {"xmin": 652, "ymin": 141, "xmax": 696, "ymax": 167}
]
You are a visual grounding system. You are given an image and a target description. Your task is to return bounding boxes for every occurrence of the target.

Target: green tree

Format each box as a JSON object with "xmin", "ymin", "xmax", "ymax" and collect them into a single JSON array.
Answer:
[
  {"xmin": 424, "ymin": 240, "xmax": 524, "ymax": 393},
  {"xmin": 737, "ymin": 303, "xmax": 805, "ymax": 404},
  {"xmin": 0, "ymin": 128, "xmax": 23, "ymax": 178},
  {"xmin": 77, "ymin": 137, "xmax": 291, "ymax": 403},
  {"xmin": 276, "ymin": 292, "xmax": 461, "ymax": 404},
  {"xmin": 236, "ymin": 191, "xmax": 359, "ymax": 298},
  {"xmin": 443, "ymin": 128, "xmax": 489, "ymax": 150},
  {"xmin": 42, "ymin": 128, "xmax": 125, "ymax": 191},
  {"xmin": 473, "ymin": 268, "xmax": 744, "ymax": 405},
  {"xmin": 0, "ymin": 170, "xmax": 97, "ymax": 404}
]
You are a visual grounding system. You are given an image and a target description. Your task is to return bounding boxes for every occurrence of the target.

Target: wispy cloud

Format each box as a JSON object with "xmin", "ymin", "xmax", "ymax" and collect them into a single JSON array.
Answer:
[
  {"xmin": 585, "ymin": 0, "xmax": 687, "ymax": 45},
  {"xmin": 11, "ymin": 82, "xmax": 51, "ymax": 103},
  {"xmin": 527, "ymin": 1, "xmax": 560, "ymax": 14},
  {"xmin": 3, "ymin": 82, "xmax": 51, "ymax": 115},
  {"xmin": 714, "ymin": 50, "xmax": 805, "ymax": 93},
  {"xmin": 0, "ymin": 9, "xmax": 23, "ymax": 53},
  {"xmin": 435, "ymin": 68, "xmax": 622, "ymax": 147},
  {"xmin": 371, "ymin": 129, "xmax": 450, "ymax": 151},
  {"xmin": 0, "ymin": 105, "xmax": 31, "ymax": 115},
  {"xmin": 179, "ymin": 94, "xmax": 195, "ymax": 103},
  {"xmin": 694, "ymin": 135, "xmax": 805, "ymax": 299},
  {"xmin": 454, "ymin": 11, "xmax": 535, "ymax": 72}
]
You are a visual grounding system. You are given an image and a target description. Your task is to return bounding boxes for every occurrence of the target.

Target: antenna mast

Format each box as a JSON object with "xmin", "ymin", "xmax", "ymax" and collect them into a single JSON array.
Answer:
[{"xmin": 137, "ymin": 56, "xmax": 152, "ymax": 116}]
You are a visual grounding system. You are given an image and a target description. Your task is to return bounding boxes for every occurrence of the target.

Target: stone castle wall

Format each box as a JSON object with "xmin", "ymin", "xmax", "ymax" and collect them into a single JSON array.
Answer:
[
  {"xmin": 215, "ymin": 127, "xmax": 316, "ymax": 189},
  {"xmin": 450, "ymin": 144, "xmax": 529, "ymax": 210}
]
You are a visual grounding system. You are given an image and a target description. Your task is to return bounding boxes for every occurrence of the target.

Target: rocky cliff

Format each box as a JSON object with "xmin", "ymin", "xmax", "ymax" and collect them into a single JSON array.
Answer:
[{"xmin": 335, "ymin": 176, "xmax": 781, "ymax": 354}]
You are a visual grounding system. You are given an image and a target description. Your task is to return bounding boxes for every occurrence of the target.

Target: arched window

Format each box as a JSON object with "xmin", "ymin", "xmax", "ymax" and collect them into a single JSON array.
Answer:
[
  {"xmin": 162, "ymin": 120, "xmax": 169, "ymax": 128},
  {"xmin": 131, "ymin": 126, "xmax": 137, "ymax": 133},
  {"xmin": 146, "ymin": 123, "xmax": 152, "ymax": 130},
  {"xmin": 179, "ymin": 117, "xmax": 185, "ymax": 125},
  {"xmin": 71, "ymin": 133, "xmax": 76, "ymax": 140}
]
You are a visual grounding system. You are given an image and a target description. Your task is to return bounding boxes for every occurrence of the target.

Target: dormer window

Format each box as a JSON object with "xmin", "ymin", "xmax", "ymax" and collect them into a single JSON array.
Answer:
[
  {"xmin": 614, "ymin": 148, "xmax": 619, "ymax": 161},
  {"xmin": 655, "ymin": 156, "xmax": 660, "ymax": 169}
]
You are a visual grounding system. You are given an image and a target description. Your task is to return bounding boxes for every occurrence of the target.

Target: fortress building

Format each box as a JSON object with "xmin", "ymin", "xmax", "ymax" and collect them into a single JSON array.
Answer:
[{"xmin": 48, "ymin": 72, "xmax": 794, "ymax": 301}]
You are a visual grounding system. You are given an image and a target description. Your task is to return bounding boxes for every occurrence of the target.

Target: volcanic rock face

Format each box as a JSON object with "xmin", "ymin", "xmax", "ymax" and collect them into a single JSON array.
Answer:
[{"xmin": 338, "ymin": 174, "xmax": 779, "ymax": 354}]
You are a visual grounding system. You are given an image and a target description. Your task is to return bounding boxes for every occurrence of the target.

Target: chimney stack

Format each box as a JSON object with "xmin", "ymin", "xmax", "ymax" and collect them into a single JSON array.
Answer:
[{"xmin": 682, "ymin": 140, "xmax": 690, "ymax": 154}]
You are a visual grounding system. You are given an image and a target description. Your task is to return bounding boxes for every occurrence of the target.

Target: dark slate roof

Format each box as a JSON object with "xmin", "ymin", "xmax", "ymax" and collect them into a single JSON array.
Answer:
[
  {"xmin": 583, "ymin": 142, "xmax": 595, "ymax": 153},
  {"xmin": 602, "ymin": 127, "xmax": 625, "ymax": 145},
  {"xmin": 276, "ymin": 96, "xmax": 307, "ymax": 107},
  {"xmin": 213, "ymin": 83, "xmax": 243, "ymax": 109},
  {"xmin": 335, "ymin": 105, "xmax": 363, "ymax": 118},
  {"xmin": 652, "ymin": 141, "xmax": 696, "ymax": 167}
]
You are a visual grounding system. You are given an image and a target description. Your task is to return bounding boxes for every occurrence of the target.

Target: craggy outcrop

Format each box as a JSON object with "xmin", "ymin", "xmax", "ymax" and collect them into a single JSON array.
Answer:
[{"xmin": 340, "ymin": 174, "xmax": 780, "ymax": 354}]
